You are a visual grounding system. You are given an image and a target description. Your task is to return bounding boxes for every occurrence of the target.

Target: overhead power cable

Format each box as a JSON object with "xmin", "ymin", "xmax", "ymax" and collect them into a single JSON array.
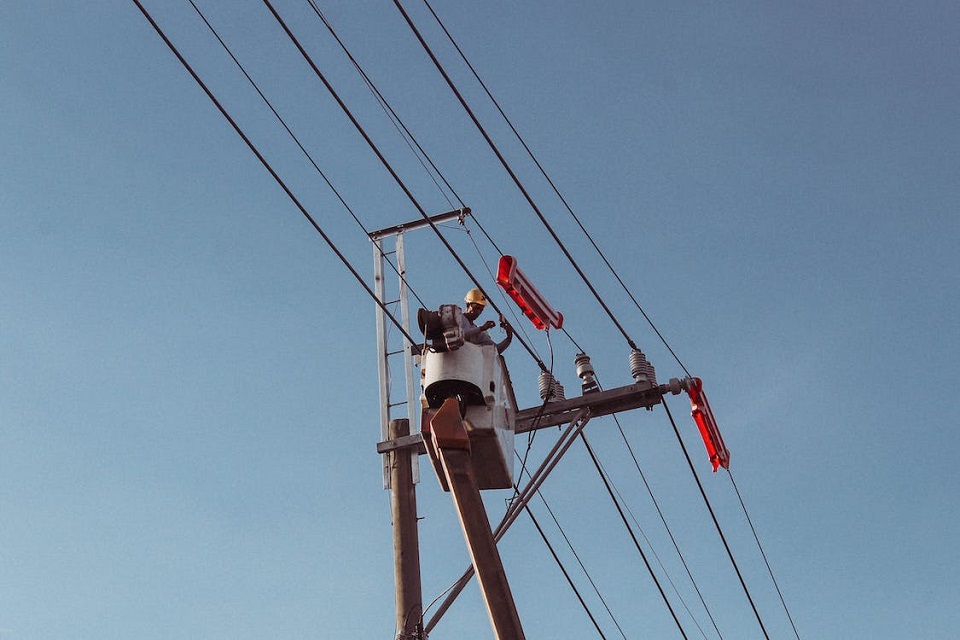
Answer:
[
  {"xmin": 391, "ymin": 0, "xmax": 642, "ymax": 352},
  {"xmin": 519, "ymin": 493, "xmax": 609, "ymax": 639},
  {"xmin": 304, "ymin": 4, "xmax": 542, "ymax": 363},
  {"xmin": 425, "ymin": 411, "xmax": 591, "ymax": 633},
  {"xmin": 186, "ymin": 0, "xmax": 428, "ymax": 311},
  {"xmin": 520, "ymin": 467, "xmax": 629, "ymax": 640},
  {"xmin": 580, "ymin": 432, "xmax": 690, "ymax": 639},
  {"xmin": 600, "ymin": 442, "xmax": 712, "ymax": 640},
  {"xmin": 130, "ymin": 0, "xmax": 417, "ymax": 347},
  {"xmin": 305, "ymin": 0, "xmax": 466, "ymax": 212},
  {"xmin": 728, "ymin": 470, "xmax": 802, "ymax": 640},
  {"xmin": 661, "ymin": 398, "xmax": 773, "ymax": 640},
  {"xmin": 419, "ymin": 0, "xmax": 691, "ymax": 376},
  {"xmin": 260, "ymin": 0, "xmax": 547, "ymax": 372},
  {"xmin": 615, "ymin": 414, "xmax": 724, "ymax": 639}
]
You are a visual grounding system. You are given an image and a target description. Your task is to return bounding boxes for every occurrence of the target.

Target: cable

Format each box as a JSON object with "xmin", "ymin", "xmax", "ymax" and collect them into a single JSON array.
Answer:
[
  {"xmin": 305, "ymin": 0, "xmax": 466, "ymax": 212},
  {"xmin": 419, "ymin": 0, "xmax": 691, "ymax": 376},
  {"xmin": 130, "ymin": 0, "xmax": 417, "ymax": 347},
  {"xmin": 580, "ymin": 432, "xmax": 690, "ymax": 639},
  {"xmin": 519, "ymin": 493, "xmax": 609, "ymax": 638},
  {"xmin": 302, "ymin": 9, "xmax": 537, "ymax": 364},
  {"xmin": 600, "ymin": 442, "xmax": 712, "ymax": 640},
  {"xmin": 261, "ymin": 0, "xmax": 548, "ymax": 372},
  {"xmin": 616, "ymin": 415, "xmax": 724, "ymax": 639},
  {"xmin": 661, "ymin": 398, "xmax": 772, "ymax": 640},
  {"xmin": 516, "ymin": 460, "xmax": 629, "ymax": 640},
  {"xmin": 391, "ymin": 0, "xmax": 642, "ymax": 352},
  {"xmin": 305, "ymin": 5, "xmax": 537, "ymax": 364},
  {"xmin": 728, "ymin": 470, "xmax": 802, "ymax": 640},
  {"xmin": 186, "ymin": 0, "xmax": 429, "ymax": 311}
]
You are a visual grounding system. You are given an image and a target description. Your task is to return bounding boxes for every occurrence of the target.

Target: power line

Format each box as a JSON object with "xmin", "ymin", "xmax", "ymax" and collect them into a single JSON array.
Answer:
[
  {"xmin": 305, "ymin": 0, "xmax": 466, "ymax": 212},
  {"xmin": 130, "ymin": 0, "xmax": 417, "ymax": 347},
  {"xmin": 519, "ymin": 491, "xmax": 610, "ymax": 639},
  {"xmin": 513, "ymin": 440, "xmax": 629, "ymax": 639},
  {"xmin": 615, "ymin": 414, "xmax": 725, "ymax": 639},
  {"xmin": 661, "ymin": 398, "xmax": 773, "ymax": 640},
  {"xmin": 261, "ymin": 0, "xmax": 548, "ymax": 372},
  {"xmin": 599, "ymin": 439, "xmax": 713, "ymax": 640},
  {"xmin": 419, "ymin": 0, "xmax": 691, "ymax": 376},
  {"xmin": 580, "ymin": 432, "xmax": 690, "ymax": 639},
  {"xmin": 186, "ymin": 0, "xmax": 429, "ymax": 311},
  {"xmin": 391, "ymin": 0, "xmax": 642, "ymax": 352},
  {"xmin": 305, "ymin": 3, "xmax": 553, "ymax": 370},
  {"xmin": 728, "ymin": 470, "xmax": 802, "ymax": 640}
]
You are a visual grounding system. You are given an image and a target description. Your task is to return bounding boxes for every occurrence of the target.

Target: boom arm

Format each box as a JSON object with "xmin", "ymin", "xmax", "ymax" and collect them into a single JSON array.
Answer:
[{"xmin": 428, "ymin": 397, "xmax": 526, "ymax": 640}]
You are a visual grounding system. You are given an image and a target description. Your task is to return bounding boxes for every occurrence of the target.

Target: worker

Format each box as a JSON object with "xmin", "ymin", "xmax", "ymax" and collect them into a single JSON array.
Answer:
[{"xmin": 461, "ymin": 288, "xmax": 513, "ymax": 354}]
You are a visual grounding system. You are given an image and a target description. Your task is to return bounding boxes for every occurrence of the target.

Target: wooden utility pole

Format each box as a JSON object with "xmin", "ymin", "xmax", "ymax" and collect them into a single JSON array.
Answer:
[{"xmin": 389, "ymin": 418, "xmax": 423, "ymax": 639}]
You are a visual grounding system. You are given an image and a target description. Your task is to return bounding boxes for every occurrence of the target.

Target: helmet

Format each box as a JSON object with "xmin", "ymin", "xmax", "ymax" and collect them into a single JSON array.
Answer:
[{"xmin": 464, "ymin": 288, "xmax": 488, "ymax": 306}]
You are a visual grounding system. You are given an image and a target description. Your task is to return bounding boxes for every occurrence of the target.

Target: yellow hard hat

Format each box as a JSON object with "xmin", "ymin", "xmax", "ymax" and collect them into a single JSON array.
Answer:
[{"xmin": 464, "ymin": 288, "xmax": 488, "ymax": 306}]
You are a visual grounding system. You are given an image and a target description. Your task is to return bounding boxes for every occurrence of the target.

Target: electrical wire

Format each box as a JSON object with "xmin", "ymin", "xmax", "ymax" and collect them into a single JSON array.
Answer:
[
  {"xmin": 305, "ymin": 0, "xmax": 466, "ymax": 212},
  {"xmin": 424, "ymin": 411, "xmax": 591, "ymax": 633},
  {"xmin": 661, "ymin": 398, "xmax": 773, "ymax": 640},
  {"xmin": 728, "ymin": 470, "xmax": 802, "ymax": 640},
  {"xmin": 185, "ymin": 0, "xmax": 429, "ymax": 311},
  {"xmin": 616, "ymin": 415, "xmax": 724, "ymax": 639},
  {"xmin": 519, "ymin": 493, "xmax": 609, "ymax": 639},
  {"xmin": 419, "ymin": 0, "xmax": 692, "ymax": 377},
  {"xmin": 391, "ymin": 0, "xmax": 642, "ymax": 352},
  {"xmin": 304, "ymin": 6, "xmax": 548, "ymax": 370},
  {"xmin": 516, "ymin": 460, "xmax": 629, "ymax": 640},
  {"xmin": 261, "ymin": 0, "xmax": 548, "ymax": 372},
  {"xmin": 459, "ymin": 174, "xmax": 703, "ymax": 636},
  {"xmin": 137, "ymin": 5, "xmax": 788, "ymax": 640},
  {"xmin": 130, "ymin": 0, "xmax": 417, "ymax": 347},
  {"xmin": 580, "ymin": 432, "xmax": 690, "ymax": 640},
  {"xmin": 598, "ymin": 441, "xmax": 712, "ymax": 640}
]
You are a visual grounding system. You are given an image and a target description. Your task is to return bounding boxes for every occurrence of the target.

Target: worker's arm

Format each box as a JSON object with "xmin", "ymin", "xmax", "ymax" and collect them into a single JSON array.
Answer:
[
  {"xmin": 496, "ymin": 317, "xmax": 514, "ymax": 354},
  {"xmin": 461, "ymin": 315, "xmax": 496, "ymax": 345}
]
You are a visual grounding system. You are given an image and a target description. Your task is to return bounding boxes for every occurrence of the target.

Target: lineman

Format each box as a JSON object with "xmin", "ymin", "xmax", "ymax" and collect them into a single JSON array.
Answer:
[{"xmin": 461, "ymin": 289, "xmax": 513, "ymax": 354}]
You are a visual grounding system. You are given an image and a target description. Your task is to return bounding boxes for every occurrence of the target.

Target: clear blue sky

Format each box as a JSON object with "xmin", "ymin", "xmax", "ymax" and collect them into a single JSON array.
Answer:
[{"xmin": 2, "ymin": 2, "xmax": 958, "ymax": 638}]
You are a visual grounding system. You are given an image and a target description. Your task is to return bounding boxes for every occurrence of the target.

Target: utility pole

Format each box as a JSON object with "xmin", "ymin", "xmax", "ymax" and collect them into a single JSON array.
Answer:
[{"xmin": 389, "ymin": 418, "xmax": 422, "ymax": 639}]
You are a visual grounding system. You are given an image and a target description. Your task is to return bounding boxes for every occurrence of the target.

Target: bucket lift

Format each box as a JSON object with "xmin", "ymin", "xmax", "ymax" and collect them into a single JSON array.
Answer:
[{"xmin": 418, "ymin": 304, "xmax": 518, "ymax": 491}]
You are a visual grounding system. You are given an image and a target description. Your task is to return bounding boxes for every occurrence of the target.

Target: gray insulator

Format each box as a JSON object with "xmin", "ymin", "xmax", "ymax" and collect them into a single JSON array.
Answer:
[
  {"xmin": 630, "ymin": 348, "xmax": 657, "ymax": 387},
  {"xmin": 575, "ymin": 352, "xmax": 599, "ymax": 394},
  {"xmin": 538, "ymin": 371, "xmax": 566, "ymax": 402},
  {"xmin": 551, "ymin": 379, "xmax": 566, "ymax": 402},
  {"xmin": 662, "ymin": 377, "xmax": 684, "ymax": 395},
  {"xmin": 645, "ymin": 360, "xmax": 658, "ymax": 388},
  {"xmin": 538, "ymin": 371, "xmax": 555, "ymax": 401},
  {"xmin": 575, "ymin": 353, "xmax": 595, "ymax": 379}
]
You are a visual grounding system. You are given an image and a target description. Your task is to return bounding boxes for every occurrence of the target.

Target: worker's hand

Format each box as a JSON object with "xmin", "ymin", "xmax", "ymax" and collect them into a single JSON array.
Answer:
[
  {"xmin": 481, "ymin": 320, "xmax": 496, "ymax": 331},
  {"xmin": 499, "ymin": 314, "xmax": 513, "ymax": 334}
]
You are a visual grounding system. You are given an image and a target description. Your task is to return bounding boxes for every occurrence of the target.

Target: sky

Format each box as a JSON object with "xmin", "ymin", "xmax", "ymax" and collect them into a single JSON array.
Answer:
[{"xmin": 2, "ymin": 1, "xmax": 959, "ymax": 638}]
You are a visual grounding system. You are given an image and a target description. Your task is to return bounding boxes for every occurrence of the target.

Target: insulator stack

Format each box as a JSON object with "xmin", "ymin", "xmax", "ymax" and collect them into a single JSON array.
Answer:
[
  {"xmin": 552, "ymin": 379, "xmax": 565, "ymax": 401},
  {"xmin": 629, "ymin": 348, "xmax": 658, "ymax": 387},
  {"xmin": 538, "ymin": 371, "xmax": 565, "ymax": 402},
  {"xmin": 574, "ymin": 353, "xmax": 600, "ymax": 394}
]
